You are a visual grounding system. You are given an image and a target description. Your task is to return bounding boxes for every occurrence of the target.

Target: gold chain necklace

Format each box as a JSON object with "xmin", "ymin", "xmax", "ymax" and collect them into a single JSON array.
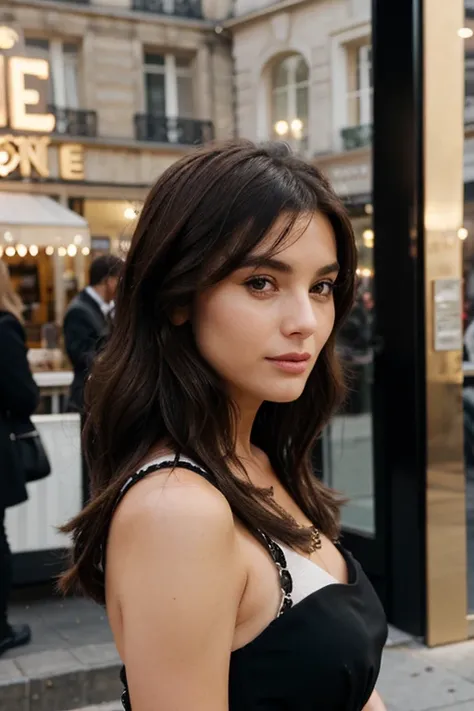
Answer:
[{"xmin": 267, "ymin": 486, "xmax": 322, "ymax": 553}]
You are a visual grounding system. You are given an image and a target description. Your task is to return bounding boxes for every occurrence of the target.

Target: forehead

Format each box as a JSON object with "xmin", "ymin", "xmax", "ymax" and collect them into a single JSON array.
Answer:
[{"xmin": 254, "ymin": 212, "xmax": 337, "ymax": 265}]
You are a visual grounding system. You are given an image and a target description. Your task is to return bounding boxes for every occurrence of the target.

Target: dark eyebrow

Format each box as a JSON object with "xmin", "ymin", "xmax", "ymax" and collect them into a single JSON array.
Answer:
[{"xmin": 239, "ymin": 256, "xmax": 340, "ymax": 278}]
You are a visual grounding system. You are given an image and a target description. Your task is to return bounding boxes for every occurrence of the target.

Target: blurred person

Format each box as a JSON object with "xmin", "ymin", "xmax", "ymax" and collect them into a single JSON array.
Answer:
[
  {"xmin": 63, "ymin": 254, "xmax": 123, "ymax": 414},
  {"xmin": 0, "ymin": 260, "xmax": 38, "ymax": 655},
  {"xmin": 337, "ymin": 292, "xmax": 372, "ymax": 415},
  {"xmin": 60, "ymin": 141, "xmax": 387, "ymax": 711}
]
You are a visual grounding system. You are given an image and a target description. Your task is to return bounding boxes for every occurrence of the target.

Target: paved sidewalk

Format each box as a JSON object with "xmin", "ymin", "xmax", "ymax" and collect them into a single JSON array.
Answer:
[{"xmin": 2, "ymin": 593, "xmax": 474, "ymax": 711}]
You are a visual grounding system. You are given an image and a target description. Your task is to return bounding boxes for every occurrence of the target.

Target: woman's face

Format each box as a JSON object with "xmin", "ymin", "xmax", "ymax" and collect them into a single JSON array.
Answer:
[{"xmin": 193, "ymin": 212, "xmax": 339, "ymax": 409}]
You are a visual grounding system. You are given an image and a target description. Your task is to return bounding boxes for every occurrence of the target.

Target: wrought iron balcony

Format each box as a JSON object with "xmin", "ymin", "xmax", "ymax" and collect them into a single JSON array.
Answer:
[
  {"xmin": 341, "ymin": 124, "xmax": 372, "ymax": 152},
  {"xmin": 132, "ymin": 0, "xmax": 202, "ymax": 19},
  {"xmin": 134, "ymin": 114, "xmax": 214, "ymax": 145},
  {"xmin": 49, "ymin": 107, "xmax": 98, "ymax": 138}
]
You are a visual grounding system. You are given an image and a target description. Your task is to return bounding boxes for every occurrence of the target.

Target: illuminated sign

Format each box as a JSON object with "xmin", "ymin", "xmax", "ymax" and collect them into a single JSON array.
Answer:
[
  {"xmin": 0, "ymin": 55, "xmax": 55, "ymax": 133},
  {"xmin": 0, "ymin": 48, "xmax": 85, "ymax": 181}
]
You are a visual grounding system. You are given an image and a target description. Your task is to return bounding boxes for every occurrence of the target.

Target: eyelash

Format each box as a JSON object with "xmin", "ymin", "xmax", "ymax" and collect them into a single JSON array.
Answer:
[{"xmin": 245, "ymin": 276, "xmax": 335, "ymax": 299}]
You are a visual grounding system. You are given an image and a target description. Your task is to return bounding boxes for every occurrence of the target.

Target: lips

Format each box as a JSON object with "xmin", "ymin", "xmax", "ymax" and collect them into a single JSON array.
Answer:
[
  {"xmin": 265, "ymin": 353, "xmax": 312, "ymax": 375},
  {"xmin": 267, "ymin": 353, "xmax": 311, "ymax": 362}
]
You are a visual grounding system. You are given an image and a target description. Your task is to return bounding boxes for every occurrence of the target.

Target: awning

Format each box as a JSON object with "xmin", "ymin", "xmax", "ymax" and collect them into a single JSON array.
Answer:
[{"xmin": 0, "ymin": 192, "xmax": 90, "ymax": 248}]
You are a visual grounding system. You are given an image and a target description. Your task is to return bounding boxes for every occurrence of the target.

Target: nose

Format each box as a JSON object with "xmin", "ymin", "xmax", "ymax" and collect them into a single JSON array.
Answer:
[{"xmin": 280, "ymin": 293, "xmax": 318, "ymax": 340}]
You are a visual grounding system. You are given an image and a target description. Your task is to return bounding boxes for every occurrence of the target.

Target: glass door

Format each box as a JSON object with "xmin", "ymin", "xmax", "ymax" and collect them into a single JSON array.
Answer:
[{"xmin": 323, "ymin": 212, "xmax": 375, "ymax": 536}]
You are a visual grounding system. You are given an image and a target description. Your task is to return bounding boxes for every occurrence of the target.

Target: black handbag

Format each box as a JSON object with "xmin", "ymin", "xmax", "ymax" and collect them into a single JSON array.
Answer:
[{"xmin": 9, "ymin": 424, "xmax": 51, "ymax": 483}]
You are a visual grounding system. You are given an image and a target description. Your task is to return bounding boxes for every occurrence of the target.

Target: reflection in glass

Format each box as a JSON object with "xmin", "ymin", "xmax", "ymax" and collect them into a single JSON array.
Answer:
[{"xmin": 323, "ymin": 213, "xmax": 375, "ymax": 535}]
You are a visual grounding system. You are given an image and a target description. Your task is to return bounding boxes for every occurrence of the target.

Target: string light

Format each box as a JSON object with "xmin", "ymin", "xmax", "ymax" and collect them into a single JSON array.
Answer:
[
  {"xmin": 5, "ymin": 246, "xmax": 15, "ymax": 257},
  {"xmin": 81, "ymin": 246, "xmax": 90, "ymax": 256},
  {"xmin": 458, "ymin": 28, "xmax": 474, "ymax": 39},
  {"xmin": 124, "ymin": 207, "xmax": 137, "ymax": 220},
  {"xmin": 458, "ymin": 227, "xmax": 469, "ymax": 240},
  {"xmin": 58, "ymin": 246, "xmax": 67, "ymax": 257},
  {"xmin": 16, "ymin": 244, "xmax": 27, "ymax": 258},
  {"xmin": 45, "ymin": 246, "xmax": 54, "ymax": 256},
  {"xmin": 29, "ymin": 245, "xmax": 38, "ymax": 257},
  {"xmin": 73, "ymin": 234, "xmax": 83, "ymax": 245},
  {"xmin": 362, "ymin": 229, "xmax": 374, "ymax": 248},
  {"xmin": 3, "ymin": 231, "xmax": 13, "ymax": 243},
  {"xmin": 67, "ymin": 244, "xmax": 77, "ymax": 257}
]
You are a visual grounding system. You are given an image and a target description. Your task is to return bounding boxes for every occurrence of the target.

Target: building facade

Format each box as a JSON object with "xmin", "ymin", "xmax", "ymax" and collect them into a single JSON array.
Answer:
[{"xmin": 1, "ymin": 0, "xmax": 234, "ymax": 340}]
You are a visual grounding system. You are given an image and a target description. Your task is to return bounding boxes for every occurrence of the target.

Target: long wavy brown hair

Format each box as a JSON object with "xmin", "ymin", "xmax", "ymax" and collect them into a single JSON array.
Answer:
[{"xmin": 59, "ymin": 140, "xmax": 357, "ymax": 604}]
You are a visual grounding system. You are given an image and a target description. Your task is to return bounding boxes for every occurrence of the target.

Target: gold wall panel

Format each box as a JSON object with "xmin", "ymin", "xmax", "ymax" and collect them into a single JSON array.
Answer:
[{"xmin": 424, "ymin": 0, "xmax": 468, "ymax": 646}]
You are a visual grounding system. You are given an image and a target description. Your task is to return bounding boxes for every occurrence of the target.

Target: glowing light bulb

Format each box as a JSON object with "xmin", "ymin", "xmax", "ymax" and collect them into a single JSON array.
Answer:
[
  {"xmin": 67, "ymin": 244, "xmax": 77, "ymax": 257},
  {"xmin": 82, "ymin": 246, "xmax": 90, "ymax": 256},
  {"xmin": 58, "ymin": 246, "xmax": 67, "ymax": 257},
  {"xmin": 274, "ymin": 120, "xmax": 289, "ymax": 137},
  {"xmin": 45, "ymin": 246, "xmax": 54, "ymax": 256},
  {"xmin": 458, "ymin": 227, "xmax": 469, "ymax": 240},
  {"xmin": 458, "ymin": 28, "xmax": 473, "ymax": 39},
  {"xmin": 16, "ymin": 244, "xmax": 27, "ymax": 258},
  {"xmin": 29, "ymin": 245, "xmax": 39, "ymax": 257},
  {"xmin": 73, "ymin": 234, "xmax": 83, "ymax": 245},
  {"xmin": 5, "ymin": 246, "xmax": 15, "ymax": 257},
  {"xmin": 363, "ymin": 229, "xmax": 374, "ymax": 248},
  {"xmin": 124, "ymin": 207, "xmax": 137, "ymax": 220}
]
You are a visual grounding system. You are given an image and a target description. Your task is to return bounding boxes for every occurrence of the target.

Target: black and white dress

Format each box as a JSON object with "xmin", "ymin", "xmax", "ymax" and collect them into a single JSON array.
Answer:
[{"xmin": 110, "ymin": 455, "xmax": 388, "ymax": 711}]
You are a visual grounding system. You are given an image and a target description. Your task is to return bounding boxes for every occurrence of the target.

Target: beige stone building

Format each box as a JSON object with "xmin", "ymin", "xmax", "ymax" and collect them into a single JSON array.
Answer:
[
  {"xmin": 226, "ymin": 0, "xmax": 373, "ymax": 276},
  {"xmin": 0, "ymin": 0, "xmax": 233, "ymax": 337}
]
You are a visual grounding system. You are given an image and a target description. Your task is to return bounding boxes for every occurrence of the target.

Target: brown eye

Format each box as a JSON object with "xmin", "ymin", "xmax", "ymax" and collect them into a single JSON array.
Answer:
[
  {"xmin": 246, "ymin": 277, "xmax": 274, "ymax": 292},
  {"xmin": 312, "ymin": 281, "xmax": 335, "ymax": 298}
]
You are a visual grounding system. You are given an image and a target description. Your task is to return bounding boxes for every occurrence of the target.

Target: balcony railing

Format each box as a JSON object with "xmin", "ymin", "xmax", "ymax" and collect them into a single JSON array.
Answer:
[
  {"xmin": 340, "ymin": 124, "xmax": 372, "ymax": 152},
  {"xmin": 132, "ymin": 0, "xmax": 202, "ymax": 19},
  {"xmin": 49, "ymin": 107, "xmax": 98, "ymax": 138},
  {"xmin": 134, "ymin": 114, "xmax": 214, "ymax": 145}
]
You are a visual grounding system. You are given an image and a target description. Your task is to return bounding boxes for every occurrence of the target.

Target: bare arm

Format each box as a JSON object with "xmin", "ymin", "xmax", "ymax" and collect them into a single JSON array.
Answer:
[
  {"xmin": 364, "ymin": 690, "xmax": 386, "ymax": 711},
  {"xmin": 107, "ymin": 469, "xmax": 243, "ymax": 711}
]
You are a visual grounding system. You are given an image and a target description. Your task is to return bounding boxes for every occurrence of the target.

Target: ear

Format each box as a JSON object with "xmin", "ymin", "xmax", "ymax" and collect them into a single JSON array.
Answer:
[{"xmin": 170, "ymin": 306, "xmax": 190, "ymax": 326}]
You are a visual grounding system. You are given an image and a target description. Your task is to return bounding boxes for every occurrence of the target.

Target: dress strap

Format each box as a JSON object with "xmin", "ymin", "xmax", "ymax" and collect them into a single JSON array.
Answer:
[
  {"xmin": 260, "ymin": 532, "xmax": 294, "ymax": 615},
  {"xmin": 112, "ymin": 455, "xmax": 211, "ymax": 517}
]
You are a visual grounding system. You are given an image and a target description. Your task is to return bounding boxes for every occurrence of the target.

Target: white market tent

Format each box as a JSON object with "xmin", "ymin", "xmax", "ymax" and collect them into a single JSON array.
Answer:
[{"xmin": 0, "ymin": 192, "xmax": 90, "ymax": 248}]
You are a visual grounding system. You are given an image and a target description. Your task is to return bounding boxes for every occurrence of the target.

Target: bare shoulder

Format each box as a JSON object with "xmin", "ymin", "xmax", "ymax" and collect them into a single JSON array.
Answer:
[
  {"xmin": 106, "ymin": 465, "xmax": 236, "ymax": 585},
  {"xmin": 106, "ymin": 465, "xmax": 244, "ymax": 709}
]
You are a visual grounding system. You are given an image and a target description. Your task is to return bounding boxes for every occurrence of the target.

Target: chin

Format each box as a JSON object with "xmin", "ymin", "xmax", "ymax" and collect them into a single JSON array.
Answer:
[{"xmin": 262, "ymin": 385, "xmax": 306, "ymax": 404}]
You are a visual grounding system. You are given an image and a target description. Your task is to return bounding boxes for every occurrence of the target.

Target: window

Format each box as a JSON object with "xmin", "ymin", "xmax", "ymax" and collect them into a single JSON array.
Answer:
[
  {"xmin": 144, "ymin": 51, "xmax": 194, "ymax": 118},
  {"xmin": 271, "ymin": 55, "xmax": 309, "ymax": 149},
  {"xmin": 270, "ymin": 54, "xmax": 309, "ymax": 153},
  {"xmin": 346, "ymin": 43, "xmax": 372, "ymax": 127},
  {"xmin": 25, "ymin": 39, "xmax": 79, "ymax": 110}
]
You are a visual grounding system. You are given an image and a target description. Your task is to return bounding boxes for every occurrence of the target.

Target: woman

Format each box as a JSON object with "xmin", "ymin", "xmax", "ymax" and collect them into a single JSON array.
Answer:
[
  {"xmin": 61, "ymin": 141, "xmax": 388, "ymax": 710},
  {"xmin": 0, "ymin": 259, "xmax": 38, "ymax": 655}
]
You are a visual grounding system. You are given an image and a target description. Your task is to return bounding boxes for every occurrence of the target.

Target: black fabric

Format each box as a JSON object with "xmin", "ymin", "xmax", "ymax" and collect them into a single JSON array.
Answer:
[
  {"xmin": 63, "ymin": 290, "xmax": 109, "ymax": 413},
  {"xmin": 0, "ymin": 312, "xmax": 39, "ymax": 509},
  {"xmin": 112, "ymin": 458, "xmax": 387, "ymax": 711},
  {"xmin": 0, "ymin": 508, "xmax": 11, "ymax": 637}
]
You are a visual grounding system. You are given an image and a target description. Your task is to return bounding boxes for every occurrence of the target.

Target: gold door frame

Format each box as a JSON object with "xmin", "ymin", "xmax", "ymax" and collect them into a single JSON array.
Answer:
[{"xmin": 424, "ymin": 0, "xmax": 468, "ymax": 646}]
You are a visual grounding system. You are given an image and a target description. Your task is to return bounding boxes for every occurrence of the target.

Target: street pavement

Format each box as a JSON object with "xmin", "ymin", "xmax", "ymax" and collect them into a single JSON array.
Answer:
[{"xmin": 2, "ymin": 594, "xmax": 474, "ymax": 711}]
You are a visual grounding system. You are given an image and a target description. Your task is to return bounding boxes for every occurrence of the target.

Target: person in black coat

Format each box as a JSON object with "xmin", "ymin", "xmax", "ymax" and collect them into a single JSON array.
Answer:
[
  {"xmin": 63, "ymin": 255, "xmax": 123, "ymax": 414},
  {"xmin": 63, "ymin": 255, "xmax": 123, "ymax": 503},
  {"xmin": 0, "ymin": 260, "xmax": 39, "ymax": 656}
]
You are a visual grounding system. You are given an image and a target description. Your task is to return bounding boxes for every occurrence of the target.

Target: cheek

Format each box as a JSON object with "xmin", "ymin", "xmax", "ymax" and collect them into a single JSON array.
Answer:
[
  {"xmin": 194, "ymin": 289, "xmax": 257, "ymax": 363},
  {"xmin": 317, "ymin": 302, "xmax": 336, "ymax": 346}
]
